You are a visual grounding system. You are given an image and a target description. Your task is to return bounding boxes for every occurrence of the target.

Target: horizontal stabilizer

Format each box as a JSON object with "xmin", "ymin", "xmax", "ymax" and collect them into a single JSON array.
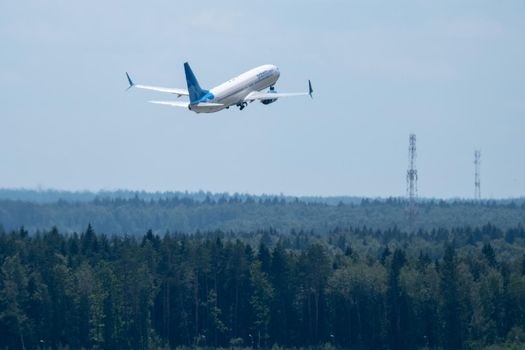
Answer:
[
  {"xmin": 149, "ymin": 101, "xmax": 189, "ymax": 108},
  {"xmin": 149, "ymin": 101, "xmax": 224, "ymax": 108}
]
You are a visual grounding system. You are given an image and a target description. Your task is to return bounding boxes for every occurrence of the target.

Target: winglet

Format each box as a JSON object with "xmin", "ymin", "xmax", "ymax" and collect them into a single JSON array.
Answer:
[
  {"xmin": 308, "ymin": 80, "xmax": 313, "ymax": 99},
  {"xmin": 125, "ymin": 72, "xmax": 134, "ymax": 91}
]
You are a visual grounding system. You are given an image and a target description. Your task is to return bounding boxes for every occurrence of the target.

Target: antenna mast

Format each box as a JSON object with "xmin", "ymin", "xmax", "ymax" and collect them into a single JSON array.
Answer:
[
  {"xmin": 406, "ymin": 134, "xmax": 418, "ymax": 231},
  {"xmin": 474, "ymin": 150, "xmax": 481, "ymax": 201}
]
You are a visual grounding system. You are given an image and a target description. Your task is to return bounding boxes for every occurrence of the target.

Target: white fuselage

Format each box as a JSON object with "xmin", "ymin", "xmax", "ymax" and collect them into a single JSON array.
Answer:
[{"xmin": 190, "ymin": 64, "xmax": 280, "ymax": 113}]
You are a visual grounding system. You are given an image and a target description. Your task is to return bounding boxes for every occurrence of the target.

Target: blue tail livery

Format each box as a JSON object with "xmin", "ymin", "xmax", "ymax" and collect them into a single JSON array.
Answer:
[{"xmin": 184, "ymin": 62, "xmax": 213, "ymax": 104}]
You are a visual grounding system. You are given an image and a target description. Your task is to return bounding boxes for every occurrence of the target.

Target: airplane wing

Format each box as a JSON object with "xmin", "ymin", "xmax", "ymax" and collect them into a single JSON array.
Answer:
[
  {"xmin": 244, "ymin": 80, "xmax": 313, "ymax": 102},
  {"xmin": 126, "ymin": 73, "xmax": 189, "ymax": 97},
  {"xmin": 149, "ymin": 101, "xmax": 224, "ymax": 108}
]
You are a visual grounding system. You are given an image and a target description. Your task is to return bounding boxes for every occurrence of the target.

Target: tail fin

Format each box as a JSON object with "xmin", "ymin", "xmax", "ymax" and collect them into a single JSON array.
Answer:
[{"xmin": 184, "ymin": 62, "xmax": 208, "ymax": 104}]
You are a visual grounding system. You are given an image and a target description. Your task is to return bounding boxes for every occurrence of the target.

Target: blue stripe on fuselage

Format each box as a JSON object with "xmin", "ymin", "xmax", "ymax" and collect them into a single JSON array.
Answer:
[{"xmin": 194, "ymin": 91, "xmax": 214, "ymax": 104}]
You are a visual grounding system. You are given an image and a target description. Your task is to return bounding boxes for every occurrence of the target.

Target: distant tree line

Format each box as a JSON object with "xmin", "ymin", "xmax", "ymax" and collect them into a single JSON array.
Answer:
[
  {"xmin": 1, "ymin": 194, "xmax": 524, "ymax": 235},
  {"xmin": 0, "ymin": 189, "xmax": 367, "ymax": 205},
  {"xmin": 2, "ymin": 189, "xmax": 524, "ymax": 206},
  {"xmin": 2, "ymin": 224, "xmax": 525, "ymax": 349}
]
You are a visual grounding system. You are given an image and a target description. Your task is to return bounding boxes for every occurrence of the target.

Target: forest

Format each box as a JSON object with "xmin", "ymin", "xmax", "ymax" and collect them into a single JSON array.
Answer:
[
  {"xmin": 1, "ymin": 190, "xmax": 525, "ymax": 234},
  {"xmin": 2, "ymin": 222, "xmax": 525, "ymax": 350}
]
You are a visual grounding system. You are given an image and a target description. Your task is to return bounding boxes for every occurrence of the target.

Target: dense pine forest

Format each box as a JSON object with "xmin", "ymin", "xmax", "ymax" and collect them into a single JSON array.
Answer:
[
  {"xmin": 2, "ymin": 222, "xmax": 525, "ymax": 349},
  {"xmin": 1, "ymin": 190, "xmax": 525, "ymax": 234}
]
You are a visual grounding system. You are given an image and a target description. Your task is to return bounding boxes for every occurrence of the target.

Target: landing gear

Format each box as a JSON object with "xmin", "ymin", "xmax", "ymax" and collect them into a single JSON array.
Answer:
[{"xmin": 237, "ymin": 102, "xmax": 248, "ymax": 111}]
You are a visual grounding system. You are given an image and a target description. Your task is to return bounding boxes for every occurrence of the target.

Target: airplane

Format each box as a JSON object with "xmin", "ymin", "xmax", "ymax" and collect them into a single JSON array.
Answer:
[{"xmin": 125, "ymin": 62, "xmax": 313, "ymax": 113}]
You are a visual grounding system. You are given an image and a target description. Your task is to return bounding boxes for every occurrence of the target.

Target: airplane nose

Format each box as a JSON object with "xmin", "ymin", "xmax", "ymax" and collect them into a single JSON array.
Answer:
[{"xmin": 274, "ymin": 66, "xmax": 280, "ymax": 77}]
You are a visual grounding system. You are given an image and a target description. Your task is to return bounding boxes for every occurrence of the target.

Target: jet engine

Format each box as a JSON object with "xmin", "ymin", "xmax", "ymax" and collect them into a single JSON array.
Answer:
[{"xmin": 260, "ymin": 86, "xmax": 278, "ymax": 105}]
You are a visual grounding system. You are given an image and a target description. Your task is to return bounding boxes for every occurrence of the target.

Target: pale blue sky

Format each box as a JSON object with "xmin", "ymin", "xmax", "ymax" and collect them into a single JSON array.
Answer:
[{"xmin": 1, "ymin": 0, "xmax": 524, "ymax": 198}]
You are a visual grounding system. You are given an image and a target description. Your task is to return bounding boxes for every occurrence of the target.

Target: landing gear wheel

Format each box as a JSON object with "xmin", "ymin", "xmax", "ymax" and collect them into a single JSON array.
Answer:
[{"xmin": 239, "ymin": 102, "xmax": 247, "ymax": 111}]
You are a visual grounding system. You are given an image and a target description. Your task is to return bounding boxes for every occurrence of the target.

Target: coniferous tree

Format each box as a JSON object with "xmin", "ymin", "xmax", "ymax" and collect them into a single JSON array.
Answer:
[
  {"xmin": 440, "ymin": 244, "xmax": 462, "ymax": 349},
  {"xmin": 386, "ymin": 248, "xmax": 406, "ymax": 350},
  {"xmin": 249, "ymin": 260, "xmax": 273, "ymax": 347},
  {"xmin": 0, "ymin": 254, "xmax": 29, "ymax": 350}
]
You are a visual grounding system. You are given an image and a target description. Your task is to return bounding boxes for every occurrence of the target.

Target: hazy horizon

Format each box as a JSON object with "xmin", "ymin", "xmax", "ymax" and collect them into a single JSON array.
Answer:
[{"xmin": 0, "ymin": 187, "xmax": 523, "ymax": 202}]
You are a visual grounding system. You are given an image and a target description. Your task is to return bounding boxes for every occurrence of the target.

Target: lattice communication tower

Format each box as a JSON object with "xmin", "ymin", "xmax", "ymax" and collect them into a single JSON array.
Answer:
[
  {"xmin": 406, "ymin": 134, "xmax": 418, "ymax": 231},
  {"xmin": 474, "ymin": 150, "xmax": 481, "ymax": 200}
]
